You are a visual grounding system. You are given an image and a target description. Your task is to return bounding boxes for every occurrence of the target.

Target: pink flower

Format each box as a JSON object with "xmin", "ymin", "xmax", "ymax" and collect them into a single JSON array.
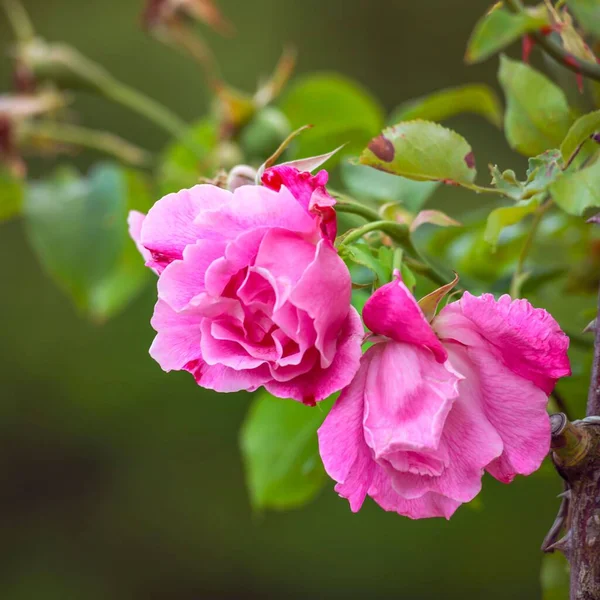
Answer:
[
  {"xmin": 261, "ymin": 165, "xmax": 337, "ymax": 241},
  {"xmin": 128, "ymin": 176, "xmax": 363, "ymax": 404},
  {"xmin": 318, "ymin": 276, "xmax": 570, "ymax": 519}
]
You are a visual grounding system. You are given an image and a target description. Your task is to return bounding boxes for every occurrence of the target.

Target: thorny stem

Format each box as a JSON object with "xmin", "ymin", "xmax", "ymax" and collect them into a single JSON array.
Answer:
[
  {"xmin": 505, "ymin": 0, "xmax": 600, "ymax": 84},
  {"xmin": 509, "ymin": 199, "xmax": 552, "ymax": 298},
  {"xmin": 544, "ymin": 247, "xmax": 600, "ymax": 600},
  {"xmin": 587, "ymin": 283, "xmax": 600, "ymax": 417}
]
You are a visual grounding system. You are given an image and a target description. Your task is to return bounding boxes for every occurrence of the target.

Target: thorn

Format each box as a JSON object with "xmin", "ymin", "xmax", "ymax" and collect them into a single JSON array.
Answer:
[
  {"xmin": 557, "ymin": 489, "xmax": 572, "ymax": 499},
  {"xmin": 546, "ymin": 531, "xmax": 572, "ymax": 555},
  {"xmin": 584, "ymin": 318, "xmax": 597, "ymax": 334}
]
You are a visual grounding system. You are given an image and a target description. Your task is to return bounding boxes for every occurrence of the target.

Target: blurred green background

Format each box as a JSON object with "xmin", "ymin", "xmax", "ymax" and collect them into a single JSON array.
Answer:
[{"xmin": 0, "ymin": 1, "xmax": 573, "ymax": 598}]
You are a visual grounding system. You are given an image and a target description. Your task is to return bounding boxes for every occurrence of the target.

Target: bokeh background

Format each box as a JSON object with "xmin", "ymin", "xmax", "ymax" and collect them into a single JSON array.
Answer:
[{"xmin": 0, "ymin": 1, "xmax": 576, "ymax": 598}]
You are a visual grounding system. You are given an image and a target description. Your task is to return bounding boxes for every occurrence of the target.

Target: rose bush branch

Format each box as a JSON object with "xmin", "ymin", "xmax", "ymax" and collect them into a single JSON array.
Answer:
[{"xmin": 505, "ymin": 0, "xmax": 600, "ymax": 84}]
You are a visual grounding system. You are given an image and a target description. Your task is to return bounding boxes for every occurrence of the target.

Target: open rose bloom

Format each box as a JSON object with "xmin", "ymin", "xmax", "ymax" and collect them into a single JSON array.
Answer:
[
  {"xmin": 128, "ymin": 166, "xmax": 363, "ymax": 404},
  {"xmin": 130, "ymin": 161, "xmax": 571, "ymax": 520},
  {"xmin": 318, "ymin": 276, "xmax": 571, "ymax": 519}
]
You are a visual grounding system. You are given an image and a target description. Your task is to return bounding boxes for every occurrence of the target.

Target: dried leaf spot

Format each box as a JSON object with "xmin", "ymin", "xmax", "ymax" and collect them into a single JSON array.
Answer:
[
  {"xmin": 368, "ymin": 135, "xmax": 395, "ymax": 163},
  {"xmin": 464, "ymin": 151, "xmax": 476, "ymax": 169}
]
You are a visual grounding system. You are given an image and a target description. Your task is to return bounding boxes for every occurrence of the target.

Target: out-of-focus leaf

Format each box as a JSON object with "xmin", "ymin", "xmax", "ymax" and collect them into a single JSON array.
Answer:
[
  {"xmin": 499, "ymin": 56, "xmax": 574, "ymax": 156},
  {"xmin": 389, "ymin": 84, "xmax": 503, "ymax": 128},
  {"xmin": 551, "ymin": 159, "xmax": 600, "ymax": 215},
  {"xmin": 547, "ymin": 2, "xmax": 597, "ymax": 63},
  {"xmin": 428, "ymin": 219, "xmax": 525, "ymax": 285},
  {"xmin": 240, "ymin": 106, "xmax": 291, "ymax": 162},
  {"xmin": 411, "ymin": 210, "xmax": 461, "ymax": 232},
  {"xmin": 86, "ymin": 170, "xmax": 154, "ymax": 321},
  {"xmin": 360, "ymin": 120, "xmax": 476, "ymax": 184},
  {"xmin": 541, "ymin": 552, "xmax": 570, "ymax": 600},
  {"xmin": 561, "ymin": 109, "xmax": 600, "ymax": 163},
  {"xmin": 158, "ymin": 117, "xmax": 219, "ymax": 195},
  {"xmin": 240, "ymin": 391, "xmax": 330, "ymax": 511},
  {"xmin": 567, "ymin": 0, "xmax": 600, "ymax": 37},
  {"xmin": 485, "ymin": 198, "xmax": 540, "ymax": 249},
  {"xmin": 24, "ymin": 163, "xmax": 151, "ymax": 320},
  {"xmin": 466, "ymin": 4, "xmax": 549, "ymax": 64},
  {"xmin": 24, "ymin": 163, "xmax": 127, "ymax": 311},
  {"xmin": 0, "ymin": 169, "xmax": 23, "ymax": 222},
  {"xmin": 280, "ymin": 73, "xmax": 384, "ymax": 161},
  {"xmin": 341, "ymin": 162, "xmax": 439, "ymax": 212}
]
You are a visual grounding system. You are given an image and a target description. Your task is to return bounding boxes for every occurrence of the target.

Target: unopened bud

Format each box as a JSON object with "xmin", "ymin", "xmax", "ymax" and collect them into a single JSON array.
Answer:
[{"xmin": 226, "ymin": 164, "xmax": 256, "ymax": 191}]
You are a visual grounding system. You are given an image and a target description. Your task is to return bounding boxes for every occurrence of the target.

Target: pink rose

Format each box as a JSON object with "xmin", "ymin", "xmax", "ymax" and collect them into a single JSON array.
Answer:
[
  {"xmin": 128, "ymin": 169, "xmax": 363, "ymax": 404},
  {"xmin": 261, "ymin": 165, "xmax": 337, "ymax": 241},
  {"xmin": 318, "ymin": 276, "xmax": 570, "ymax": 519}
]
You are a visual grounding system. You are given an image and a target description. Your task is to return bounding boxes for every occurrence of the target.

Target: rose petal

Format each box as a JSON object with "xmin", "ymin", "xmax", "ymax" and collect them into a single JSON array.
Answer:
[
  {"xmin": 363, "ymin": 277, "xmax": 447, "ymax": 363},
  {"xmin": 194, "ymin": 184, "xmax": 317, "ymax": 241},
  {"xmin": 127, "ymin": 210, "xmax": 153, "ymax": 264},
  {"xmin": 141, "ymin": 185, "xmax": 231, "ymax": 271},
  {"xmin": 267, "ymin": 306, "xmax": 363, "ymax": 402},
  {"xmin": 362, "ymin": 341, "xmax": 462, "ymax": 458},
  {"xmin": 290, "ymin": 239, "xmax": 353, "ymax": 368},
  {"xmin": 435, "ymin": 293, "xmax": 570, "ymax": 393},
  {"xmin": 448, "ymin": 342, "xmax": 551, "ymax": 483},
  {"xmin": 149, "ymin": 300, "xmax": 203, "ymax": 371},
  {"xmin": 185, "ymin": 358, "xmax": 271, "ymax": 393},
  {"xmin": 369, "ymin": 470, "xmax": 462, "ymax": 520},
  {"xmin": 385, "ymin": 347, "xmax": 504, "ymax": 504},
  {"xmin": 158, "ymin": 239, "xmax": 227, "ymax": 311},
  {"xmin": 317, "ymin": 354, "xmax": 375, "ymax": 512}
]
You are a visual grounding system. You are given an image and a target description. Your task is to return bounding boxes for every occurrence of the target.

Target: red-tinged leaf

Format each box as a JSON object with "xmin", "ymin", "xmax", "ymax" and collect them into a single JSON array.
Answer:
[
  {"xmin": 410, "ymin": 210, "xmax": 462, "ymax": 233},
  {"xmin": 418, "ymin": 273, "xmax": 460, "ymax": 322}
]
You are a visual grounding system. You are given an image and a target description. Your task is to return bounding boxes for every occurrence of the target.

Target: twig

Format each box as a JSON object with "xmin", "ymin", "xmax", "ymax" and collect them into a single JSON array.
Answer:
[
  {"xmin": 587, "ymin": 282, "xmax": 600, "ymax": 416},
  {"xmin": 506, "ymin": 0, "xmax": 600, "ymax": 84}
]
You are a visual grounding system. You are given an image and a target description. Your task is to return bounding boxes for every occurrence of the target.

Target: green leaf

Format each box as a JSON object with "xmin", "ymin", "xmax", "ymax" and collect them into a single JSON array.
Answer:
[
  {"xmin": 341, "ymin": 162, "xmax": 439, "ymax": 212},
  {"xmin": 561, "ymin": 109, "xmax": 600, "ymax": 163},
  {"xmin": 485, "ymin": 198, "xmax": 540, "ymax": 249},
  {"xmin": 490, "ymin": 150, "xmax": 563, "ymax": 200},
  {"xmin": 158, "ymin": 117, "xmax": 219, "ymax": 195},
  {"xmin": 466, "ymin": 4, "xmax": 549, "ymax": 64},
  {"xmin": 389, "ymin": 84, "xmax": 503, "ymax": 128},
  {"xmin": 499, "ymin": 56, "xmax": 574, "ymax": 156},
  {"xmin": 343, "ymin": 242, "xmax": 391, "ymax": 287},
  {"xmin": 551, "ymin": 159, "xmax": 600, "ymax": 215},
  {"xmin": 400, "ymin": 262, "xmax": 417, "ymax": 292},
  {"xmin": 359, "ymin": 120, "xmax": 477, "ymax": 184},
  {"xmin": 280, "ymin": 73, "xmax": 384, "ymax": 161},
  {"xmin": 541, "ymin": 552, "xmax": 570, "ymax": 600},
  {"xmin": 0, "ymin": 169, "xmax": 24, "ymax": 222},
  {"xmin": 86, "ymin": 170, "xmax": 153, "ymax": 321},
  {"xmin": 567, "ymin": 0, "xmax": 600, "ymax": 38},
  {"xmin": 239, "ymin": 106, "xmax": 292, "ymax": 162},
  {"xmin": 240, "ymin": 391, "xmax": 330, "ymax": 511},
  {"xmin": 24, "ymin": 163, "xmax": 150, "ymax": 320}
]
